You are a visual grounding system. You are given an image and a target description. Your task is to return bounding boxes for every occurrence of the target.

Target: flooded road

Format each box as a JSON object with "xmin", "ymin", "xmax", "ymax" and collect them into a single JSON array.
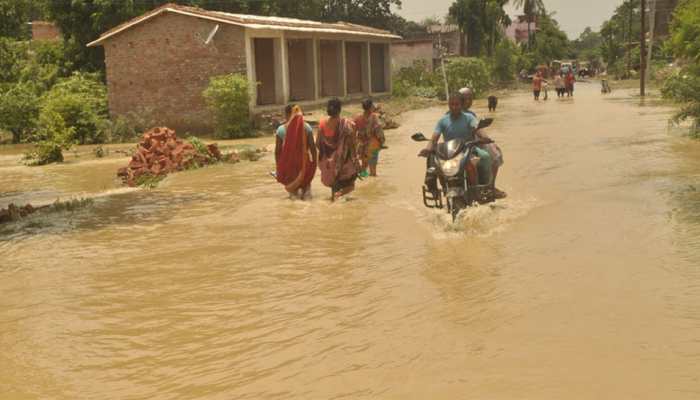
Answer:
[{"xmin": 2, "ymin": 83, "xmax": 700, "ymax": 399}]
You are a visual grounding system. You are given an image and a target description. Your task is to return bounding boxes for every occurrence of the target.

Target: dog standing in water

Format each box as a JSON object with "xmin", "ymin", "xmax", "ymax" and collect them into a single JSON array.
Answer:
[{"xmin": 488, "ymin": 96, "xmax": 498, "ymax": 112}]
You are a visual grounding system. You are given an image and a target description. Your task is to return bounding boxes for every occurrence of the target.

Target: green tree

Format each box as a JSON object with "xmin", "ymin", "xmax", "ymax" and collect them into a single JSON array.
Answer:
[
  {"xmin": 0, "ymin": 0, "xmax": 46, "ymax": 39},
  {"xmin": 0, "ymin": 82, "xmax": 40, "ymax": 143},
  {"xmin": 599, "ymin": 0, "xmax": 640, "ymax": 77},
  {"xmin": 662, "ymin": 0, "xmax": 700, "ymax": 128},
  {"xmin": 39, "ymin": 72, "xmax": 109, "ymax": 145},
  {"xmin": 528, "ymin": 11, "xmax": 570, "ymax": 65},
  {"xmin": 492, "ymin": 40, "xmax": 518, "ymax": 82},
  {"xmin": 571, "ymin": 27, "xmax": 603, "ymax": 67},
  {"xmin": 449, "ymin": 0, "xmax": 509, "ymax": 56}
]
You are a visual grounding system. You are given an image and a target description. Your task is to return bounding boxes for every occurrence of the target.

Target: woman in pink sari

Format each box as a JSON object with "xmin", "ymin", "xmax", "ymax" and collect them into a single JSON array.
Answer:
[{"xmin": 275, "ymin": 105, "xmax": 316, "ymax": 199}]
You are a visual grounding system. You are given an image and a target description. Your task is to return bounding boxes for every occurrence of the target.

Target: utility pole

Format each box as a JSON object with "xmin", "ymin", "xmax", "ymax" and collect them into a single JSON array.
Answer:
[
  {"xmin": 646, "ymin": 0, "xmax": 656, "ymax": 86},
  {"xmin": 438, "ymin": 33, "xmax": 450, "ymax": 98},
  {"xmin": 640, "ymin": 0, "xmax": 647, "ymax": 96}
]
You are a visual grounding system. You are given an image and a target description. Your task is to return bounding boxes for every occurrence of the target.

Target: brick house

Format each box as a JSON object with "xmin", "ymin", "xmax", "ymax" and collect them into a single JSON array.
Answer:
[
  {"xmin": 29, "ymin": 21, "xmax": 61, "ymax": 41},
  {"xmin": 87, "ymin": 3, "xmax": 399, "ymax": 132},
  {"xmin": 505, "ymin": 15, "xmax": 537, "ymax": 45}
]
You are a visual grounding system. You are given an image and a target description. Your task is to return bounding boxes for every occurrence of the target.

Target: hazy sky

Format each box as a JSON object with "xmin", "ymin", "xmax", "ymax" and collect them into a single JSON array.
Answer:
[{"xmin": 394, "ymin": 0, "xmax": 624, "ymax": 39}]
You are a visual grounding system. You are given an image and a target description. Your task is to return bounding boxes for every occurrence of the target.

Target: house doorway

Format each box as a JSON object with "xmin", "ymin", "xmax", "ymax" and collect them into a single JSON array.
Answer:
[
  {"xmin": 345, "ymin": 42, "xmax": 364, "ymax": 95},
  {"xmin": 254, "ymin": 38, "xmax": 276, "ymax": 105},
  {"xmin": 319, "ymin": 40, "xmax": 343, "ymax": 97},
  {"xmin": 287, "ymin": 39, "xmax": 315, "ymax": 101},
  {"xmin": 370, "ymin": 43, "xmax": 387, "ymax": 93}
]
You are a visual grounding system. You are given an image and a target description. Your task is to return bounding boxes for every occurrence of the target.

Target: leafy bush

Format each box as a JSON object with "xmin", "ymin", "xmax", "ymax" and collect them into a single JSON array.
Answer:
[
  {"xmin": 392, "ymin": 60, "xmax": 440, "ymax": 98},
  {"xmin": 23, "ymin": 110, "xmax": 75, "ymax": 165},
  {"xmin": 203, "ymin": 73, "xmax": 252, "ymax": 139},
  {"xmin": 23, "ymin": 141, "xmax": 65, "ymax": 165},
  {"xmin": 391, "ymin": 77, "xmax": 413, "ymax": 98},
  {"xmin": 439, "ymin": 57, "xmax": 492, "ymax": 97},
  {"xmin": 662, "ymin": 70, "xmax": 700, "ymax": 128},
  {"xmin": 0, "ymin": 81, "xmax": 40, "ymax": 143},
  {"xmin": 492, "ymin": 40, "xmax": 518, "ymax": 83},
  {"xmin": 39, "ymin": 72, "xmax": 109, "ymax": 145},
  {"xmin": 661, "ymin": 0, "xmax": 700, "ymax": 130},
  {"xmin": 99, "ymin": 109, "xmax": 158, "ymax": 143}
]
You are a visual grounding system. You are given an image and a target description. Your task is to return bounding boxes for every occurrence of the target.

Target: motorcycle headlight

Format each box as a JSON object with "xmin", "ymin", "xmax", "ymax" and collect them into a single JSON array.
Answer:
[{"xmin": 439, "ymin": 159, "xmax": 461, "ymax": 176}]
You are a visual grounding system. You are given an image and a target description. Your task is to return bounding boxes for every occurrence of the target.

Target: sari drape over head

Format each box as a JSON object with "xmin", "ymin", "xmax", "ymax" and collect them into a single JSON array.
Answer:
[{"xmin": 276, "ymin": 108, "xmax": 316, "ymax": 193}]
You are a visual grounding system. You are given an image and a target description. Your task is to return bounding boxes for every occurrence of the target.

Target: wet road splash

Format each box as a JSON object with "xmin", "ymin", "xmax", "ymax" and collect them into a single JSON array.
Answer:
[{"xmin": 2, "ymin": 84, "xmax": 700, "ymax": 399}]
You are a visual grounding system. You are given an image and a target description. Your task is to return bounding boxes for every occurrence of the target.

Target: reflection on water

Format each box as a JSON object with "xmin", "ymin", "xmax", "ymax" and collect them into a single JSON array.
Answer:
[{"xmin": 2, "ymin": 85, "xmax": 700, "ymax": 399}]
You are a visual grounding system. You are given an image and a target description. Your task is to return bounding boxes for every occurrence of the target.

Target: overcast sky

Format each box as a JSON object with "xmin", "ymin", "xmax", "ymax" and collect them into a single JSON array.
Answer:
[{"xmin": 394, "ymin": 0, "xmax": 624, "ymax": 39}]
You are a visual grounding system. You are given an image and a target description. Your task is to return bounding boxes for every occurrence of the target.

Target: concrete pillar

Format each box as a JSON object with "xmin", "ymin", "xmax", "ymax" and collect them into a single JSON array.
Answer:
[
  {"xmin": 341, "ymin": 40, "xmax": 348, "ymax": 98},
  {"xmin": 244, "ymin": 29, "xmax": 256, "ymax": 110},
  {"xmin": 280, "ymin": 32, "xmax": 290, "ymax": 104},
  {"xmin": 385, "ymin": 43, "xmax": 391, "ymax": 94},
  {"xmin": 312, "ymin": 37, "xmax": 320, "ymax": 100},
  {"xmin": 361, "ymin": 42, "xmax": 370, "ymax": 94},
  {"xmin": 366, "ymin": 41, "xmax": 373, "ymax": 95}
]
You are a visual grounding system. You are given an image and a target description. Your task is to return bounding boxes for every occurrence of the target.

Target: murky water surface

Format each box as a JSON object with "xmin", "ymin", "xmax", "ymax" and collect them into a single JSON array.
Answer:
[{"xmin": 2, "ymin": 84, "xmax": 700, "ymax": 399}]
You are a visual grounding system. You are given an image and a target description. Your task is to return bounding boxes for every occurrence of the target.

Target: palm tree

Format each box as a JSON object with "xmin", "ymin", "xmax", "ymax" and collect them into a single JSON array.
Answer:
[{"xmin": 510, "ymin": 0, "xmax": 545, "ymax": 48}]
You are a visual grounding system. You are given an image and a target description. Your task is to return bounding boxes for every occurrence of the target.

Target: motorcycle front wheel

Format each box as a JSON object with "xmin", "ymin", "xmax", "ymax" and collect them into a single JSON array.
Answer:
[{"xmin": 447, "ymin": 196, "xmax": 466, "ymax": 222}]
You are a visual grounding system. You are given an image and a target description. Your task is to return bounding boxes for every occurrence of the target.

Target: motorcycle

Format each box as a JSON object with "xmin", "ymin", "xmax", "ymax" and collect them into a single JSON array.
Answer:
[{"xmin": 412, "ymin": 118, "xmax": 496, "ymax": 222}]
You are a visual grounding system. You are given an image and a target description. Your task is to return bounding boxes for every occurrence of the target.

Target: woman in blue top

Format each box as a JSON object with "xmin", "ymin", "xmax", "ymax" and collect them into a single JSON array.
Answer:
[{"xmin": 275, "ymin": 104, "xmax": 316, "ymax": 165}]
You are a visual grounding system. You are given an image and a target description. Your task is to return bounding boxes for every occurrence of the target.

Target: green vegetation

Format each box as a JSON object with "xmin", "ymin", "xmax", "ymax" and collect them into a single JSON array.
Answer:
[
  {"xmin": 203, "ymin": 74, "xmax": 252, "ymax": 139},
  {"xmin": 661, "ymin": 0, "xmax": 700, "ymax": 131},
  {"xmin": 442, "ymin": 58, "xmax": 492, "ymax": 97},
  {"xmin": 134, "ymin": 174, "xmax": 165, "ymax": 189},
  {"xmin": 448, "ymin": 0, "xmax": 511, "ymax": 57},
  {"xmin": 39, "ymin": 72, "xmax": 108, "ymax": 145}
]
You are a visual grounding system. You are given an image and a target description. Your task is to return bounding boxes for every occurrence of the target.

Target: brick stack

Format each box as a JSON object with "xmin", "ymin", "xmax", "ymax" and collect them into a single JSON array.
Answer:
[{"xmin": 117, "ymin": 127, "xmax": 226, "ymax": 186}]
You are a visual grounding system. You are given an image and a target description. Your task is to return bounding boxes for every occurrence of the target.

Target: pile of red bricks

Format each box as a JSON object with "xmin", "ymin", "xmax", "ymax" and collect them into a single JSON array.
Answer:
[{"xmin": 117, "ymin": 127, "xmax": 228, "ymax": 186}]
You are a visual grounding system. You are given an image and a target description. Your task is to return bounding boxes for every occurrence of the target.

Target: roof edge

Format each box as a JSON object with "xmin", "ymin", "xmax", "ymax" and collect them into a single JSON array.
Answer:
[{"xmin": 87, "ymin": 6, "xmax": 400, "ymax": 47}]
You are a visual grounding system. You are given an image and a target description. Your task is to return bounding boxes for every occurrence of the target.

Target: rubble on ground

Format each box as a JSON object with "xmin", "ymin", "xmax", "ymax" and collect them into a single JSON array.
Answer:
[
  {"xmin": 376, "ymin": 106, "xmax": 400, "ymax": 130},
  {"xmin": 116, "ymin": 127, "xmax": 237, "ymax": 187},
  {"xmin": 0, "ymin": 203, "xmax": 37, "ymax": 224}
]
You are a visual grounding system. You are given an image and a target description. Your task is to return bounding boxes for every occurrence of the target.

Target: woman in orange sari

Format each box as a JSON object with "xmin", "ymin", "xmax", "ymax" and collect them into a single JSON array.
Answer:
[
  {"xmin": 275, "ymin": 105, "xmax": 316, "ymax": 199},
  {"xmin": 317, "ymin": 98, "xmax": 359, "ymax": 201},
  {"xmin": 354, "ymin": 98, "xmax": 385, "ymax": 177}
]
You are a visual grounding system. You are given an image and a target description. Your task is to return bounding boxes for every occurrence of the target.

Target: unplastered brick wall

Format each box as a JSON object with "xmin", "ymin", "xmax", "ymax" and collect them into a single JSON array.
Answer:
[
  {"xmin": 103, "ymin": 12, "xmax": 247, "ymax": 133},
  {"xmin": 31, "ymin": 22, "xmax": 61, "ymax": 41}
]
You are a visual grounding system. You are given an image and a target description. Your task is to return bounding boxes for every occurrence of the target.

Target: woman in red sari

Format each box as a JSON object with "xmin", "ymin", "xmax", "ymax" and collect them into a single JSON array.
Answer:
[
  {"xmin": 275, "ymin": 105, "xmax": 317, "ymax": 199},
  {"xmin": 317, "ymin": 98, "xmax": 359, "ymax": 201}
]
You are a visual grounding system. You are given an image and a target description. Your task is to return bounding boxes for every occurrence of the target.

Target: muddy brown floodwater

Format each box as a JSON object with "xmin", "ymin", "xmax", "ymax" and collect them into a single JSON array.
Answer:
[{"xmin": 2, "ymin": 83, "xmax": 700, "ymax": 399}]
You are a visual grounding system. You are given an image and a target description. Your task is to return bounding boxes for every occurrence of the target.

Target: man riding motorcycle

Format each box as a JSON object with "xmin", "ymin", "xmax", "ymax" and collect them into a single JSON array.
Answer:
[{"xmin": 419, "ymin": 92, "xmax": 493, "ymax": 196}]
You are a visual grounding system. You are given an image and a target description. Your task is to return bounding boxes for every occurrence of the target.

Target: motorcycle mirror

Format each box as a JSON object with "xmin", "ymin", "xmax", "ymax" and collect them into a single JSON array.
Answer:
[
  {"xmin": 411, "ymin": 132, "xmax": 428, "ymax": 142},
  {"xmin": 478, "ymin": 118, "xmax": 494, "ymax": 129}
]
